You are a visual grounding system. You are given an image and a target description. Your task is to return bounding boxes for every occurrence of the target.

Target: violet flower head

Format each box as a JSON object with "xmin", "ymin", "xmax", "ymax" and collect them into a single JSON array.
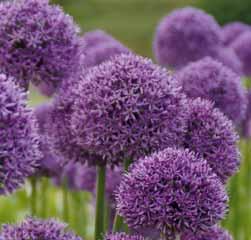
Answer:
[
  {"xmin": 181, "ymin": 225, "xmax": 232, "ymax": 240},
  {"xmin": 71, "ymin": 54, "xmax": 188, "ymax": 165},
  {"xmin": 222, "ymin": 22, "xmax": 250, "ymax": 46},
  {"xmin": 0, "ymin": 0, "xmax": 81, "ymax": 95},
  {"xmin": 183, "ymin": 98, "xmax": 240, "ymax": 182},
  {"xmin": 116, "ymin": 147, "xmax": 228, "ymax": 237},
  {"xmin": 0, "ymin": 75, "xmax": 41, "ymax": 194},
  {"xmin": 153, "ymin": 7, "xmax": 222, "ymax": 68},
  {"xmin": 212, "ymin": 47, "xmax": 243, "ymax": 75},
  {"xmin": 0, "ymin": 217, "xmax": 82, "ymax": 240},
  {"xmin": 231, "ymin": 31, "xmax": 251, "ymax": 76},
  {"xmin": 105, "ymin": 233, "xmax": 144, "ymax": 240},
  {"xmin": 175, "ymin": 57, "xmax": 247, "ymax": 124},
  {"xmin": 34, "ymin": 103, "xmax": 61, "ymax": 177}
]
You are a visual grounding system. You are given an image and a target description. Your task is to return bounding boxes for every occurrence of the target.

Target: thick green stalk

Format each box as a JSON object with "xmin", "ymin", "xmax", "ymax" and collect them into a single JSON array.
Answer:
[
  {"xmin": 112, "ymin": 158, "xmax": 131, "ymax": 232},
  {"xmin": 40, "ymin": 177, "xmax": 48, "ymax": 218},
  {"xmin": 63, "ymin": 181, "xmax": 69, "ymax": 222},
  {"xmin": 95, "ymin": 165, "xmax": 106, "ymax": 240},
  {"xmin": 30, "ymin": 177, "xmax": 37, "ymax": 216}
]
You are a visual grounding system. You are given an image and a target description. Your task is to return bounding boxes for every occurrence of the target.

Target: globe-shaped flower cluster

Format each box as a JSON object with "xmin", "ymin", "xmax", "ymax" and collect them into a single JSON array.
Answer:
[
  {"xmin": 0, "ymin": 217, "xmax": 82, "ymax": 240},
  {"xmin": 71, "ymin": 54, "xmax": 188, "ymax": 165},
  {"xmin": 175, "ymin": 57, "xmax": 247, "ymax": 124},
  {"xmin": 0, "ymin": 74, "xmax": 41, "ymax": 194},
  {"xmin": 0, "ymin": 0, "xmax": 81, "ymax": 95},
  {"xmin": 116, "ymin": 147, "xmax": 228, "ymax": 238},
  {"xmin": 153, "ymin": 7, "xmax": 222, "ymax": 68}
]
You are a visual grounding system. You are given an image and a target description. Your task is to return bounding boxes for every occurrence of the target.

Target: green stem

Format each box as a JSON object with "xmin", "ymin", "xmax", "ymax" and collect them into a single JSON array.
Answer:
[
  {"xmin": 30, "ymin": 177, "xmax": 37, "ymax": 216},
  {"xmin": 112, "ymin": 158, "xmax": 131, "ymax": 232},
  {"xmin": 62, "ymin": 181, "xmax": 69, "ymax": 222},
  {"xmin": 95, "ymin": 165, "xmax": 106, "ymax": 240},
  {"xmin": 40, "ymin": 177, "xmax": 48, "ymax": 218}
]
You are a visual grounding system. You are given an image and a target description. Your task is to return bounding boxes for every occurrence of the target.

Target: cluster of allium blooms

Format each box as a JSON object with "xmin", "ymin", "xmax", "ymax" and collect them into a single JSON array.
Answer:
[
  {"xmin": 181, "ymin": 226, "xmax": 232, "ymax": 240},
  {"xmin": 34, "ymin": 103, "xmax": 61, "ymax": 177},
  {"xmin": 222, "ymin": 22, "xmax": 250, "ymax": 46},
  {"xmin": 0, "ymin": 217, "xmax": 82, "ymax": 240},
  {"xmin": 105, "ymin": 233, "xmax": 144, "ymax": 240},
  {"xmin": 241, "ymin": 90, "xmax": 251, "ymax": 138},
  {"xmin": 116, "ymin": 148, "xmax": 228, "ymax": 238},
  {"xmin": 82, "ymin": 30, "xmax": 130, "ymax": 68},
  {"xmin": 0, "ymin": 74, "xmax": 41, "ymax": 194},
  {"xmin": 153, "ymin": 7, "xmax": 222, "ymax": 68},
  {"xmin": 0, "ymin": 0, "xmax": 81, "ymax": 95},
  {"xmin": 71, "ymin": 54, "xmax": 188, "ymax": 165},
  {"xmin": 175, "ymin": 57, "xmax": 247, "ymax": 124},
  {"xmin": 231, "ymin": 32, "xmax": 251, "ymax": 77},
  {"xmin": 212, "ymin": 47, "xmax": 243, "ymax": 75},
  {"xmin": 183, "ymin": 98, "xmax": 240, "ymax": 182}
]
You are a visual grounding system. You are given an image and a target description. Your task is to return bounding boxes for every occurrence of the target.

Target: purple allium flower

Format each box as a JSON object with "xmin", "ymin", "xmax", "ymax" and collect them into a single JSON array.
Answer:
[
  {"xmin": 82, "ymin": 41, "xmax": 131, "ymax": 68},
  {"xmin": 222, "ymin": 22, "xmax": 250, "ymax": 46},
  {"xmin": 105, "ymin": 233, "xmax": 144, "ymax": 240},
  {"xmin": 241, "ymin": 90, "xmax": 251, "ymax": 138},
  {"xmin": 0, "ymin": 217, "xmax": 82, "ymax": 240},
  {"xmin": 153, "ymin": 7, "xmax": 222, "ymax": 68},
  {"xmin": 116, "ymin": 147, "xmax": 228, "ymax": 237},
  {"xmin": 0, "ymin": 74, "xmax": 41, "ymax": 194},
  {"xmin": 181, "ymin": 225, "xmax": 232, "ymax": 240},
  {"xmin": 231, "ymin": 32, "xmax": 251, "ymax": 76},
  {"xmin": 183, "ymin": 98, "xmax": 240, "ymax": 182},
  {"xmin": 175, "ymin": 57, "xmax": 247, "ymax": 124},
  {"xmin": 34, "ymin": 103, "xmax": 61, "ymax": 177},
  {"xmin": 0, "ymin": 0, "xmax": 81, "ymax": 95},
  {"xmin": 212, "ymin": 47, "xmax": 243, "ymax": 75},
  {"xmin": 71, "ymin": 54, "xmax": 188, "ymax": 165}
]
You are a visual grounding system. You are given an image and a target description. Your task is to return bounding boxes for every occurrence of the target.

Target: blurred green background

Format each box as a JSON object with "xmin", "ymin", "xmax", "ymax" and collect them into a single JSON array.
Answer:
[{"xmin": 1, "ymin": 0, "xmax": 251, "ymax": 239}]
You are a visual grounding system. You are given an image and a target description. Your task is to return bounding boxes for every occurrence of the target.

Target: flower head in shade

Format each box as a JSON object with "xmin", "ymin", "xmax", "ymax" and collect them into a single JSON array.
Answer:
[
  {"xmin": 175, "ymin": 57, "xmax": 247, "ymax": 124},
  {"xmin": 183, "ymin": 98, "xmax": 240, "ymax": 182},
  {"xmin": 0, "ymin": 74, "xmax": 41, "ymax": 194},
  {"xmin": 0, "ymin": 217, "xmax": 82, "ymax": 240},
  {"xmin": 105, "ymin": 233, "xmax": 144, "ymax": 240},
  {"xmin": 0, "ymin": 0, "xmax": 81, "ymax": 95},
  {"xmin": 116, "ymin": 148, "xmax": 228, "ymax": 237},
  {"xmin": 212, "ymin": 47, "xmax": 243, "ymax": 75},
  {"xmin": 222, "ymin": 22, "xmax": 250, "ymax": 46},
  {"xmin": 241, "ymin": 90, "xmax": 251, "ymax": 138},
  {"xmin": 181, "ymin": 225, "xmax": 232, "ymax": 240},
  {"xmin": 34, "ymin": 103, "xmax": 61, "ymax": 177},
  {"xmin": 153, "ymin": 7, "xmax": 222, "ymax": 68},
  {"xmin": 71, "ymin": 54, "xmax": 188, "ymax": 165},
  {"xmin": 231, "ymin": 32, "xmax": 251, "ymax": 76}
]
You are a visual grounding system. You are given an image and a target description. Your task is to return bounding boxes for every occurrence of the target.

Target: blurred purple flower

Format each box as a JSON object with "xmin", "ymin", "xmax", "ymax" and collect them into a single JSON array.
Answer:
[
  {"xmin": 105, "ymin": 233, "xmax": 144, "ymax": 240},
  {"xmin": 222, "ymin": 22, "xmax": 250, "ymax": 46},
  {"xmin": 71, "ymin": 54, "xmax": 188, "ymax": 165},
  {"xmin": 241, "ymin": 90, "xmax": 251, "ymax": 138},
  {"xmin": 153, "ymin": 7, "xmax": 222, "ymax": 68},
  {"xmin": 0, "ymin": 74, "xmax": 41, "ymax": 194},
  {"xmin": 0, "ymin": 0, "xmax": 81, "ymax": 95},
  {"xmin": 116, "ymin": 147, "xmax": 228, "ymax": 238},
  {"xmin": 175, "ymin": 57, "xmax": 247, "ymax": 124},
  {"xmin": 0, "ymin": 217, "xmax": 82, "ymax": 240}
]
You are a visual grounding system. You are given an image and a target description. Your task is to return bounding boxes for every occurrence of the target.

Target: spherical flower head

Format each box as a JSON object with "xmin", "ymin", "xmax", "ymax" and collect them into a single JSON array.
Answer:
[
  {"xmin": 175, "ymin": 57, "xmax": 247, "ymax": 124},
  {"xmin": 105, "ymin": 233, "xmax": 144, "ymax": 240},
  {"xmin": 71, "ymin": 54, "xmax": 188, "ymax": 165},
  {"xmin": 116, "ymin": 148, "xmax": 228, "ymax": 237},
  {"xmin": 181, "ymin": 225, "xmax": 232, "ymax": 240},
  {"xmin": 0, "ymin": 217, "xmax": 82, "ymax": 240},
  {"xmin": 34, "ymin": 103, "xmax": 61, "ymax": 177},
  {"xmin": 0, "ymin": 75, "xmax": 41, "ymax": 194},
  {"xmin": 153, "ymin": 7, "xmax": 222, "ymax": 68},
  {"xmin": 222, "ymin": 22, "xmax": 250, "ymax": 46},
  {"xmin": 0, "ymin": 0, "xmax": 81, "ymax": 95},
  {"xmin": 231, "ymin": 31, "xmax": 251, "ymax": 76},
  {"xmin": 212, "ymin": 47, "xmax": 243, "ymax": 75},
  {"xmin": 83, "ymin": 41, "xmax": 131, "ymax": 68},
  {"xmin": 183, "ymin": 98, "xmax": 240, "ymax": 182}
]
